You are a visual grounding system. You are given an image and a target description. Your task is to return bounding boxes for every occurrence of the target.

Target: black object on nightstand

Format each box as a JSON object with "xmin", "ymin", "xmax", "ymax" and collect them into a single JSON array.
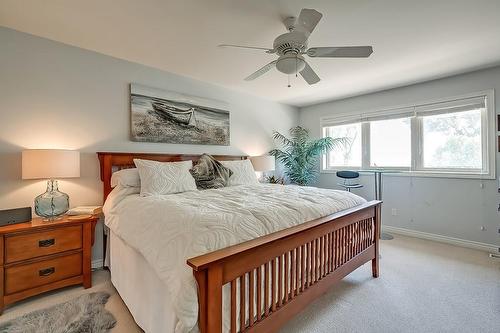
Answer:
[{"xmin": 0, "ymin": 207, "xmax": 32, "ymax": 227}]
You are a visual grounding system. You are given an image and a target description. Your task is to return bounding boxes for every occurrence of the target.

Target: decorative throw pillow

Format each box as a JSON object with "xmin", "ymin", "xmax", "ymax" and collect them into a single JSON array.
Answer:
[
  {"xmin": 220, "ymin": 159, "xmax": 259, "ymax": 186},
  {"xmin": 133, "ymin": 159, "xmax": 197, "ymax": 196},
  {"xmin": 110, "ymin": 168, "xmax": 141, "ymax": 188},
  {"xmin": 190, "ymin": 154, "xmax": 233, "ymax": 189}
]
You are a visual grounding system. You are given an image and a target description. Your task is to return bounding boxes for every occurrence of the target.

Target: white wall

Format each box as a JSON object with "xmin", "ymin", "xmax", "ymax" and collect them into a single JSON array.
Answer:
[
  {"xmin": 300, "ymin": 66, "xmax": 500, "ymax": 248},
  {"xmin": 0, "ymin": 27, "xmax": 299, "ymax": 262}
]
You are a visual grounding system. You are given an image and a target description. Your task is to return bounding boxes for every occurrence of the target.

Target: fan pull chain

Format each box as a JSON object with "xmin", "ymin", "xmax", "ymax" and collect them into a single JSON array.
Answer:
[
  {"xmin": 295, "ymin": 55, "xmax": 298, "ymax": 78},
  {"xmin": 287, "ymin": 75, "xmax": 291, "ymax": 88}
]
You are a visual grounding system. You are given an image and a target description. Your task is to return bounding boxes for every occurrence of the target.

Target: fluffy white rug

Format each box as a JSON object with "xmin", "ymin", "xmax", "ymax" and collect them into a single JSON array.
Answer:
[{"xmin": 0, "ymin": 292, "xmax": 116, "ymax": 333}]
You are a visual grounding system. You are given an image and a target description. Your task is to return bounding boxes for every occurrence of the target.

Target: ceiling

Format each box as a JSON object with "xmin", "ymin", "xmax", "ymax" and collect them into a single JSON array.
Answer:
[{"xmin": 2, "ymin": 0, "xmax": 500, "ymax": 107}]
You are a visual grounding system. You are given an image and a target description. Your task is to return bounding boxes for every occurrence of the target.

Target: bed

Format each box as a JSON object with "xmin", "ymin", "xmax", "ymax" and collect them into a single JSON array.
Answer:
[{"xmin": 98, "ymin": 152, "xmax": 381, "ymax": 333}]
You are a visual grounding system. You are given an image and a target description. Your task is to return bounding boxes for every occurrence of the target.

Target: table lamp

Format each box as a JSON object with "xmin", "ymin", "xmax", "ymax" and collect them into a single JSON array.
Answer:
[
  {"xmin": 22, "ymin": 149, "xmax": 80, "ymax": 220},
  {"xmin": 250, "ymin": 155, "xmax": 276, "ymax": 181}
]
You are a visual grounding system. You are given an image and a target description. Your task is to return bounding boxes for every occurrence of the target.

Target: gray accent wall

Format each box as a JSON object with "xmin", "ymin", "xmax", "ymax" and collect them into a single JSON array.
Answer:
[
  {"xmin": 300, "ymin": 66, "xmax": 500, "ymax": 248},
  {"xmin": 0, "ymin": 28, "xmax": 299, "ymax": 262}
]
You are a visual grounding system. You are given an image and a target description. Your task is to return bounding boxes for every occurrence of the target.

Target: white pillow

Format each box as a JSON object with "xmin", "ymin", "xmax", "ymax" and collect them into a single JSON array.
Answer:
[
  {"xmin": 220, "ymin": 159, "xmax": 259, "ymax": 186},
  {"xmin": 134, "ymin": 159, "xmax": 197, "ymax": 196},
  {"xmin": 110, "ymin": 168, "xmax": 141, "ymax": 188}
]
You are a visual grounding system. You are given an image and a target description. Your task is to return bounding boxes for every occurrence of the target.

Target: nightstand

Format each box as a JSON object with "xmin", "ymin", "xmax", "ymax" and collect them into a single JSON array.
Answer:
[{"xmin": 0, "ymin": 214, "xmax": 98, "ymax": 314}]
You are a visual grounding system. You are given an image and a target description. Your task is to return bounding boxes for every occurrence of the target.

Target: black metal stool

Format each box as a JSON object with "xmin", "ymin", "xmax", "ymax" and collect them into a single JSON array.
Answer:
[{"xmin": 336, "ymin": 171, "xmax": 363, "ymax": 192}]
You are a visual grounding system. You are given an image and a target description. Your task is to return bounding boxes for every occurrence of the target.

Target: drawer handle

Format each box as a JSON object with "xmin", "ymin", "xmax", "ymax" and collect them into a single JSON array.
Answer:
[
  {"xmin": 39, "ymin": 238, "xmax": 55, "ymax": 247},
  {"xmin": 39, "ymin": 267, "xmax": 55, "ymax": 277}
]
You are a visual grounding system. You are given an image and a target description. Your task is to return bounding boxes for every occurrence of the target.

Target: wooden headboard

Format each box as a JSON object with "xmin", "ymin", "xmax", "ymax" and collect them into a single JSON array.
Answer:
[{"xmin": 97, "ymin": 152, "xmax": 247, "ymax": 203}]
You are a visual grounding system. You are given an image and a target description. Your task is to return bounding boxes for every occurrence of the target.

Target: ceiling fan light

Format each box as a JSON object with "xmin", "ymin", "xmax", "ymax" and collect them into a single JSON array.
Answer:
[{"xmin": 276, "ymin": 55, "xmax": 306, "ymax": 75}]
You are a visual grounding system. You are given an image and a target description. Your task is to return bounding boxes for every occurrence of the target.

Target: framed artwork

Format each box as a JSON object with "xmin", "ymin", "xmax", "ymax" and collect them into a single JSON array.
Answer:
[{"xmin": 130, "ymin": 83, "xmax": 230, "ymax": 145}]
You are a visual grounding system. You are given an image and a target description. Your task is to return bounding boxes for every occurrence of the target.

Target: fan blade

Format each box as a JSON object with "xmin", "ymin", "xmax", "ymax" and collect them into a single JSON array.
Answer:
[
  {"xmin": 299, "ymin": 61, "xmax": 320, "ymax": 85},
  {"xmin": 295, "ymin": 9, "xmax": 323, "ymax": 36},
  {"xmin": 307, "ymin": 46, "xmax": 373, "ymax": 58},
  {"xmin": 244, "ymin": 61, "xmax": 277, "ymax": 81},
  {"xmin": 218, "ymin": 44, "xmax": 274, "ymax": 53}
]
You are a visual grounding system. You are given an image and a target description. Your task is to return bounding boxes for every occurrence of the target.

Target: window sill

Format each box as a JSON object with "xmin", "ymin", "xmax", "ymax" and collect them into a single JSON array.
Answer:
[{"xmin": 321, "ymin": 168, "xmax": 495, "ymax": 180}]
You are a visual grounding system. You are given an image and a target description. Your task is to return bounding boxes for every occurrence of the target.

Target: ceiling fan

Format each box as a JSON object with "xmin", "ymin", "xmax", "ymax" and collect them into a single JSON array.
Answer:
[{"xmin": 219, "ymin": 8, "xmax": 373, "ymax": 85}]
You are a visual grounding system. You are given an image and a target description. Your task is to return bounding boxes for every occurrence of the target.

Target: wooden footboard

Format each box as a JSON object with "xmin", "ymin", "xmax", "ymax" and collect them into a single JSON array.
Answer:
[{"xmin": 187, "ymin": 200, "xmax": 382, "ymax": 333}]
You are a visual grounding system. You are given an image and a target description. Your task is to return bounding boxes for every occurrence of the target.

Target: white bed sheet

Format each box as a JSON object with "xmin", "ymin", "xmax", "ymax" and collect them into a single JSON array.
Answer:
[{"xmin": 110, "ymin": 231, "xmax": 178, "ymax": 333}]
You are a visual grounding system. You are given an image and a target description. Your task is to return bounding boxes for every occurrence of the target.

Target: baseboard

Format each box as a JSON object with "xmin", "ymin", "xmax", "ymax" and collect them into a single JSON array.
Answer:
[
  {"xmin": 382, "ymin": 225, "xmax": 499, "ymax": 253},
  {"xmin": 91, "ymin": 259, "xmax": 104, "ymax": 269}
]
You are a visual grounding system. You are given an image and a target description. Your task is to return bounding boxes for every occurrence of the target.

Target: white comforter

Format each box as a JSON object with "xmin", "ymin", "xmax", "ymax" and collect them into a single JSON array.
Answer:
[{"xmin": 103, "ymin": 184, "xmax": 366, "ymax": 332}]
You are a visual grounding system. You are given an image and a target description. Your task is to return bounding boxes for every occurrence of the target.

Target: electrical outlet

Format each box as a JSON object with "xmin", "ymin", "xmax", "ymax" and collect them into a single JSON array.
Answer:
[{"xmin": 391, "ymin": 208, "xmax": 398, "ymax": 216}]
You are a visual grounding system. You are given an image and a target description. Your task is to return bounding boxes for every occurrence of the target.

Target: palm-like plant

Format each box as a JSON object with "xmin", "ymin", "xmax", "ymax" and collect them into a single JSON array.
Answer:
[{"xmin": 269, "ymin": 126, "xmax": 346, "ymax": 186}]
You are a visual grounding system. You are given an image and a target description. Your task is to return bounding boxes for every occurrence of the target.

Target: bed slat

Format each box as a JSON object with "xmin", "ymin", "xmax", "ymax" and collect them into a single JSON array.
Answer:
[
  {"xmin": 256, "ymin": 266, "xmax": 262, "ymax": 322},
  {"xmin": 249, "ymin": 269, "xmax": 255, "ymax": 326},
  {"xmin": 240, "ymin": 273, "xmax": 246, "ymax": 331},
  {"xmin": 231, "ymin": 280, "xmax": 237, "ymax": 333},
  {"xmin": 264, "ymin": 262, "xmax": 270, "ymax": 317}
]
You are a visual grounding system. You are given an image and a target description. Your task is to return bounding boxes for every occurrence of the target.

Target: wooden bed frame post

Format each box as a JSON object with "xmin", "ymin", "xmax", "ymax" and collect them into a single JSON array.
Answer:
[
  {"xmin": 194, "ymin": 264, "xmax": 225, "ymax": 333},
  {"xmin": 98, "ymin": 153, "xmax": 113, "ymax": 202},
  {"xmin": 207, "ymin": 265, "xmax": 223, "ymax": 332},
  {"xmin": 372, "ymin": 203, "xmax": 381, "ymax": 278}
]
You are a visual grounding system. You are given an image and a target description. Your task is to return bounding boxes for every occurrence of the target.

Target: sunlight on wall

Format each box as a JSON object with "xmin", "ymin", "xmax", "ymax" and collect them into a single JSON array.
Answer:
[
  {"xmin": 0, "ymin": 105, "xmax": 107, "ymax": 151},
  {"xmin": 2, "ymin": 131, "xmax": 99, "ymax": 151},
  {"xmin": 243, "ymin": 145, "xmax": 270, "ymax": 157}
]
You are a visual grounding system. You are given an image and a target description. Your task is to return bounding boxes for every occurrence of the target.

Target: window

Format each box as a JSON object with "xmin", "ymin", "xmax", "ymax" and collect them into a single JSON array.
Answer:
[
  {"xmin": 321, "ymin": 91, "xmax": 494, "ymax": 178},
  {"xmin": 323, "ymin": 123, "xmax": 362, "ymax": 168},
  {"xmin": 370, "ymin": 117, "xmax": 411, "ymax": 168},
  {"xmin": 421, "ymin": 109, "xmax": 482, "ymax": 170}
]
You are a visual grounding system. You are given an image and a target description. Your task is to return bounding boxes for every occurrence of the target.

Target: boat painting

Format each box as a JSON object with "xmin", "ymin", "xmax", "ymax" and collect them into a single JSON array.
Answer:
[
  {"xmin": 130, "ymin": 84, "xmax": 230, "ymax": 145},
  {"xmin": 151, "ymin": 101, "xmax": 195, "ymax": 126}
]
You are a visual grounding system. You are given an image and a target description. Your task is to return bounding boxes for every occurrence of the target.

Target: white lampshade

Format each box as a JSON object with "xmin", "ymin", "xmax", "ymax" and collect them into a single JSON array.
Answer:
[
  {"xmin": 250, "ymin": 155, "xmax": 276, "ymax": 172},
  {"xmin": 22, "ymin": 149, "xmax": 80, "ymax": 180}
]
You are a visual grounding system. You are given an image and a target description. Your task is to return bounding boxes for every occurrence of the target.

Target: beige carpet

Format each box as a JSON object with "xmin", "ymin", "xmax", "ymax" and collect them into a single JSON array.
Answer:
[
  {"xmin": 279, "ymin": 235, "xmax": 500, "ymax": 333},
  {"xmin": 1, "ymin": 235, "xmax": 498, "ymax": 333}
]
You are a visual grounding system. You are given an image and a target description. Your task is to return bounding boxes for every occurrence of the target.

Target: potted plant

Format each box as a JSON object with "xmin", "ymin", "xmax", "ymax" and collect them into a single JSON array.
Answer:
[
  {"xmin": 265, "ymin": 175, "xmax": 285, "ymax": 185},
  {"xmin": 269, "ymin": 126, "xmax": 346, "ymax": 186}
]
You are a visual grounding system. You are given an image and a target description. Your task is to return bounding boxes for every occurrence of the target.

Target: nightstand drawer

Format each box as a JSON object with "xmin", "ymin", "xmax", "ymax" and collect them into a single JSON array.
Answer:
[
  {"xmin": 5, "ymin": 252, "xmax": 82, "ymax": 295},
  {"xmin": 5, "ymin": 225, "xmax": 82, "ymax": 263}
]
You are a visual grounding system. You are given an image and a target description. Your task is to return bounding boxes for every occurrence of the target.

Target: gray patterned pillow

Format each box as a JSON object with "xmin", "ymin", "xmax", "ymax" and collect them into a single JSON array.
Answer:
[{"xmin": 190, "ymin": 154, "xmax": 233, "ymax": 189}]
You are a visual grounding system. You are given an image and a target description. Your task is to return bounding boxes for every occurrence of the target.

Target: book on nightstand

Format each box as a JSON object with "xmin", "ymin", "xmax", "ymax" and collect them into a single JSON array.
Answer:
[{"xmin": 67, "ymin": 206, "xmax": 103, "ymax": 216}]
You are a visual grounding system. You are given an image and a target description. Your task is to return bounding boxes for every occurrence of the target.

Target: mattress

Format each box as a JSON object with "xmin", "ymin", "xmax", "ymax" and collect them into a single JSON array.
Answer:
[
  {"xmin": 103, "ymin": 183, "xmax": 366, "ymax": 332},
  {"xmin": 109, "ymin": 231, "xmax": 178, "ymax": 333}
]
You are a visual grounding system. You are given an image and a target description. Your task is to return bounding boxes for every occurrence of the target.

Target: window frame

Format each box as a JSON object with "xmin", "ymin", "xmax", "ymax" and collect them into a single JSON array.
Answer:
[
  {"xmin": 320, "ymin": 90, "xmax": 495, "ymax": 179},
  {"xmin": 322, "ymin": 121, "xmax": 364, "ymax": 169}
]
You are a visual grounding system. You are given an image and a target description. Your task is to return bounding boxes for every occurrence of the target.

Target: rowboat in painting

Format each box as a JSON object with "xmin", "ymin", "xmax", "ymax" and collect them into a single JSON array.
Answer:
[{"xmin": 152, "ymin": 101, "xmax": 195, "ymax": 125}]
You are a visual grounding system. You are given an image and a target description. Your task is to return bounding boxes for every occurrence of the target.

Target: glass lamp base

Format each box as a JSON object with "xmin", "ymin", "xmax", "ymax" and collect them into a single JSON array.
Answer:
[
  {"xmin": 42, "ymin": 216, "xmax": 64, "ymax": 222},
  {"xmin": 35, "ymin": 179, "xmax": 69, "ymax": 219}
]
